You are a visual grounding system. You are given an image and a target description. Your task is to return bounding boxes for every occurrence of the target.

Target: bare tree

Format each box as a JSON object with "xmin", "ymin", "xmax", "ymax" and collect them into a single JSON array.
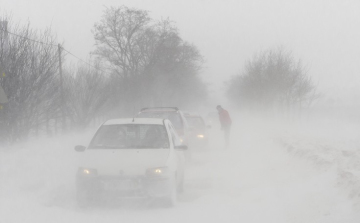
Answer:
[
  {"xmin": 0, "ymin": 17, "xmax": 60, "ymax": 142},
  {"xmin": 93, "ymin": 6, "xmax": 150, "ymax": 100},
  {"xmin": 227, "ymin": 47, "xmax": 317, "ymax": 112},
  {"xmin": 93, "ymin": 6, "xmax": 207, "ymax": 113}
]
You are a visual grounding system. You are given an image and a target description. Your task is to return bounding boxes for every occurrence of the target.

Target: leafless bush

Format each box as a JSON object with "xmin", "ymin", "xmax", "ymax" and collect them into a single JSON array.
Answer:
[
  {"xmin": 0, "ymin": 17, "xmax": 60, "ymax": 143},
  {"xmin": 63, "ymin": 62, "xmax": 111, "ymax": 129},
  {"xmin": 227, "ymin": 47, "xmax": 318, "ymax": 112}
]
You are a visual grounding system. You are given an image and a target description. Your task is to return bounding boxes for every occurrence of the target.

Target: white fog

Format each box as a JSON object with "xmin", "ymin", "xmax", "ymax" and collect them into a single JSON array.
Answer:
[{"xmin": 1, "ymin": 0, "xmax": 360, "ymax": 222}]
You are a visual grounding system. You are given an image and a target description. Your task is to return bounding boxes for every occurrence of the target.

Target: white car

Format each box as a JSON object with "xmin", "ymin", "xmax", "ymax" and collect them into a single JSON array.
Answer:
[{"xmin": 74, "ymin": 118, "xmax": 187, "ymax": 207}]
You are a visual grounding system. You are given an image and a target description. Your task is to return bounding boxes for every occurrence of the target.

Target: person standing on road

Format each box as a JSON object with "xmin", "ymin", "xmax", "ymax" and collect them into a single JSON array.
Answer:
[{"xmin": 216, "ymin": 105, "xmax": 232, "ymax": 148}]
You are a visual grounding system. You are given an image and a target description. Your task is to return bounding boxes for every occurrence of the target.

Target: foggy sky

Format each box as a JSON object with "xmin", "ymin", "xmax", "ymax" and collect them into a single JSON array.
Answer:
[{"xmin": 2, "ymin": 0, "xmax": 360, "ymax": 104}]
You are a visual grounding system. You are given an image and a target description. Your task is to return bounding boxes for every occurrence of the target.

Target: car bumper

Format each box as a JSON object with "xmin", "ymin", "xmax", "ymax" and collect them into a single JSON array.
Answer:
[{"xmin": 76, "ymin": 175, "xmax": 172, "ymax": 198}]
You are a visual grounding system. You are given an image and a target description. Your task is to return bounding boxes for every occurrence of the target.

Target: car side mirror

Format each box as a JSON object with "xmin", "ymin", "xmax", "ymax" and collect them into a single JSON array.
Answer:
[
  {"xmin": 74, "ymin": 145, "xmax": 86, "ymax": 152},
  {"xmin": 175, "ymin": 144, "xmax": 188, "ymax": 150}
]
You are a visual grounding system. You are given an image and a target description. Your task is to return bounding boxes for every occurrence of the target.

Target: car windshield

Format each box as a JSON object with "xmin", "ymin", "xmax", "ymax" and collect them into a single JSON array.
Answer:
[
  {"xmin": 89, "ymin": 124, "xmax": 169, "ymax": 149},
  {"xmin": 186, "ymin": 116, "xmax": 205, "ymax": 129},
  {"xmin": 137, "ymin": 111, "xmax": 183, "ymax": 129}
]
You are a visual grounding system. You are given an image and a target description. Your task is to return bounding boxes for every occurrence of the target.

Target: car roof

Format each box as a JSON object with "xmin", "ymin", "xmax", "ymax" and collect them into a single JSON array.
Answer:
[
  {"xmin": 186, "ymin": 115, "xmax": 203, "ymax": 118},
  {"xmin": 184, "ymin": 112, "xmax": 202, "ymax": 117},
  {"xmin": 140, "ymin": 107, "xmax": 179, "ymax": 112},
  {"xmin": 103, "ymin": 118, "xmax": 166, "ymax": 125}
]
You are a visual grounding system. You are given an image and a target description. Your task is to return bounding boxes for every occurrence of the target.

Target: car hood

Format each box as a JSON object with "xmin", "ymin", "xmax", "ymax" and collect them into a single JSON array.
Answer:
[{"xmin": 78, "ymin": 148, "xmax": 170, "ymax": 176}]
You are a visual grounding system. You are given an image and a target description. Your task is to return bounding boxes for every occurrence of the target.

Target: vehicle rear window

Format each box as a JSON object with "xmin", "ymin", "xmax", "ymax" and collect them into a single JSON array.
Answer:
[
  {"xmin": 186, "ymin": 116, "xmax": 205, "ymax": 128},
  {"xmin": 89, "ymin": 124, "xmax": 169, "ymax": 149},
  {"xmin": 137, "ymin": 112, "xmax": 183, "ymax": 130}
]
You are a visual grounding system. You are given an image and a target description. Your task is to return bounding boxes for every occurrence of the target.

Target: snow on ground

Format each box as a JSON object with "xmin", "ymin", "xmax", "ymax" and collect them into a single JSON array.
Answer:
[
  {"xmin": 1, "ymin": 113, "xmax": 360, "ymax": 223},
  {"xmin": 279, "ymin": 116, "xmax": 360, "ymax": 211}
]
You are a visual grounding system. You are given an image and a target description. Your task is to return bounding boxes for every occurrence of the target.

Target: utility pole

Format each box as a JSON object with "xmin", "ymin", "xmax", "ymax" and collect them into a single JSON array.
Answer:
[
  {"xmin": 0, "ymin": 21, "xmax": 9, "ymax": 108},
  {"xmin": 58, "ymin": 44, "xmax": 66, "ymax": 132}
]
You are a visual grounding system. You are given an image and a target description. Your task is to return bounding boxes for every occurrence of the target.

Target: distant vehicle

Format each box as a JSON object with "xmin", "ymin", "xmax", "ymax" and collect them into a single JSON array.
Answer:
[
  {"xmin": 136, "ymin": 107, "xmax": 190, "ymax": 146},
  {"xmin": 74, "ymin": 118, "xmax": 187, "ymax": 207},
  {"xmin": 206, "ymin": 111, "xmax": 219, "ymax": 129},
  {"xmin": 184, "ymin": 113, "xmax": 211, "ymax": 148}
]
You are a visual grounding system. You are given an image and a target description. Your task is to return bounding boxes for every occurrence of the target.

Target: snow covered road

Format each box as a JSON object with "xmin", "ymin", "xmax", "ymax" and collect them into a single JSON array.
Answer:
[{"xmin": 1, "ymin": 115, "xmax": 359, "ymax": 222}]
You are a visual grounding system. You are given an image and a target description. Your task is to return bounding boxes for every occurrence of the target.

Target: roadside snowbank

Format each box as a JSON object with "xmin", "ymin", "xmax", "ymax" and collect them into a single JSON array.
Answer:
[{"xmin": 278, "ymin": 116, "xmax": 360, "ymax": 210}]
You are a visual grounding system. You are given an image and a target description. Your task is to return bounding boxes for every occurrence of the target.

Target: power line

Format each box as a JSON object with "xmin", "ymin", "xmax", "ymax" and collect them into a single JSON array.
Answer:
[
  {"xmin": 1, "ymin": 27, "xmax": 106, "ymax": 73},
  {"xmin": 61, "ymin": 48, "xmax": 105, "ymax": 73},
  {"xmin": 1, "ymin": 27, "xmax": 58, "ymax": 47}
]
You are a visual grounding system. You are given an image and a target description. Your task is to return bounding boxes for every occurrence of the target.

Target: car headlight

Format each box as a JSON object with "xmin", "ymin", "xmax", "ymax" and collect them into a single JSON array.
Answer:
[
  {"xmin": 197, "ymin": 134, "xmax": 204, "ymax": 138},
  {"xmin": 77, "ymin": 167, "xmax": 98, "ymax": 176},
  {"xmin": 146, "ymin": 167, "xmax": 168, "ymax": 178}
]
